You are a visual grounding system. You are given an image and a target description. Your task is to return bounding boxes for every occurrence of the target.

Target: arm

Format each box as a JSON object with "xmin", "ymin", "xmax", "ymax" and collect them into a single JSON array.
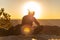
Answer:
[{"xmin": 34, "ymin": 17, "xmax": 40, "ymax": 26}]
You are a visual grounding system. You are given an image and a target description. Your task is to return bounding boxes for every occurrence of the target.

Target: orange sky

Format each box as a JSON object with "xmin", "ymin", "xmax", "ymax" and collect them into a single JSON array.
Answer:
[{"xmin": 0, "ymin": 0, "xmax": 60, "ymax": 19}]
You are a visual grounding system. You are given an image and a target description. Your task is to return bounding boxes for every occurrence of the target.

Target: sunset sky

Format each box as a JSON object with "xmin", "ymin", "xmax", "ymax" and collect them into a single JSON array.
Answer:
[{"xmin": 0, "ymin": 0, "xmax": 60, "ymax": 19}]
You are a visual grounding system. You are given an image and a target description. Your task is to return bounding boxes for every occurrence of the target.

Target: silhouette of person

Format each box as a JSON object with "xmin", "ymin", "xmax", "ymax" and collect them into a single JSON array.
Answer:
[{"xmin": 22, "ymin": 10, "xmax": 40, "ymax": 27}]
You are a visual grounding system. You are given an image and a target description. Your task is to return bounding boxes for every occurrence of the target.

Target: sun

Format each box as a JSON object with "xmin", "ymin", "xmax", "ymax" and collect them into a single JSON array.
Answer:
[{"xmin": 22, "ymin": 1, "xmax": 42, "ymax": 19}]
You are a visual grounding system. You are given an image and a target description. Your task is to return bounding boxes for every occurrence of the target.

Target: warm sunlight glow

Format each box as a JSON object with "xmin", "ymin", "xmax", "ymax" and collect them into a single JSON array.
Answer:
[
  {"xmin": 24, "ymin": 27, "xmax": 31, "ymax": 33},
  {"xmin": 21, "ymin": 25, "xmax": 32, "ymax": 35},
  {"xmin": 32, "ymin": 38, "xmax": 37, "ymax": 40},
  {"xmin": 22, "ymin": 1, "xmax": 42, "ymax": 19}
]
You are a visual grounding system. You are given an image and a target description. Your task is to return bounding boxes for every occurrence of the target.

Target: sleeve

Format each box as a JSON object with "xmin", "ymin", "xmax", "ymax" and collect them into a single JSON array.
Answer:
[{"xmin": 34, "ymin": 17, "xmax": 40, "ymax": 26}]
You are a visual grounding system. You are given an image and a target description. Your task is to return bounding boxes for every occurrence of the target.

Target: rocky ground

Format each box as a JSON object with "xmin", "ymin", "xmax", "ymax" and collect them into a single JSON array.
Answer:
[
  {"xmin": 0, "ymin": 25, "xmax": 60, "ymax": 40},
  {"xmin": 0, "ymin": 34, "xmax": 60, "ymax": 40}
]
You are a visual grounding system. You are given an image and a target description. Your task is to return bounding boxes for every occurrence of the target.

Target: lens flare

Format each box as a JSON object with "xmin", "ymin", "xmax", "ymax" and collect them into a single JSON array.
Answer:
[
  {"xmin": 21, "ymin": 25, "xmax": 32, "ymax": 35},
  {"xmin": 32, "ymin": 38, "xmax": 37, "ymax": 40},
  {"xmin": 23, "ymin": 27, "xmax": 31, "ymax": 33}
]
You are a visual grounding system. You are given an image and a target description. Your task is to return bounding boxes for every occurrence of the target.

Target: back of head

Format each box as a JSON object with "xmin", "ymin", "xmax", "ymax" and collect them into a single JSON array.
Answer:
[{"xmin": 28, "ymin": 10, "xmax": 35, "ymax": 16}]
